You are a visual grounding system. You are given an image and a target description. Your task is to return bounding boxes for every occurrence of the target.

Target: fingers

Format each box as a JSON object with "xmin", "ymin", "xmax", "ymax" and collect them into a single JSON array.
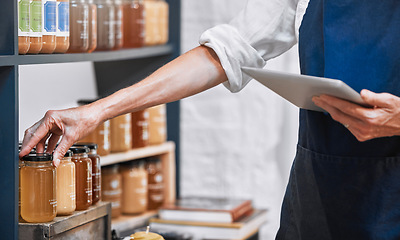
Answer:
[
  {"xmin": 52, "ymin": 135, "xmax": 75, "ymax": 167},
  {"xmin": 360, "ymin": 89, "xmax": 392, "ymax": 108},
  {"xmin": 46, "ymin": 133, "xmax": 61, "ymax": 154}
]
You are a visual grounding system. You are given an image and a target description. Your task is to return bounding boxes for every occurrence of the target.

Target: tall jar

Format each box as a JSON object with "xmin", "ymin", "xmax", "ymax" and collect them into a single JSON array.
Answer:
[
  {"xmin": 158, "ymin": 0, "xmax": 168, "ymax": 44},
  {"xmin": 18, "ymin": 0, "xmax": 30, "ymax": 54},
  {"xmin": 122, "ymin": 0, "xmax": 144, "ymax": 48},
  {"xmin": 56, "ymin": 150, "xmax": 76, "ymax": 215},
  {"xmin": 68, "ymin": 0, "xmax": 89, "ymax": 53},
  {"xmin": 101, "ymin": 164, "xmax": 122, "ymax": 218},
  {"xmin": 40, "ymin": 0, "xmax": 57, "ymax": 53},
  {"xmin": 95, "ymin": 0, "xmax": 115, "ymax": 51},
  {"xmin": 110, "ymin": 114, "xmax": 132, "ymax": 152},
  {"xmin": 131, "ymin": 109, "xmax": 149, "ymax": 148},
  {"xmin": 54, "ymin": 0, "xmax": 70, "ymax": 53},
  {"xmin": 146, "ymin": 157, "xmax": 164, "ymax": 210},
  {"xmin": 87, "ymin": 0, "xmax": 97, "ymax": 52},
  {"xmin": 74, "ymin": 143, "xmax": 101, "ymax": 204},
  {"xmin": 121, "ymin": 160, "xmax": 148, "ymax": 214},
  {"xmin": 70, "ymin": 146, "xmax": 93, "ymax": 210},
  {"xmin": 112, "ymin": 0, "xmax": 123, "ymax": 49},
  {"xmin": 148, "ymin": 104, "xmax": 167, "ymax": 145},
  {"xmin": 20, "ymin": 153, "xmax": 56, "ymax": 223},
  {"xmin": 28, "ymin": 0, "xmax": 43, "ymax": 54}
]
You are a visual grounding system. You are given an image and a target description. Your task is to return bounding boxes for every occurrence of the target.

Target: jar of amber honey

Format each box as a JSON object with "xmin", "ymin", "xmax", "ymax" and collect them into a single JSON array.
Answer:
[
  {"xmin": 20, "ymin": 153, "xmax": 56, "ymax": 223},
  {"xmin": 110, "ymin": 114, "xmax": 132, "ymax": 152},
  {"xmin": 121, "ymin": 160, "xmax": 148, "ymax": 214},
  {"xmin": 56, "ymin": 150, "xmax": 76, "ymax": 215},
  {"xmin": 70, "ymin": 146, "xmax": 93, "ymax": 210},
  {"xmin": 101, "ymin": 164, "xmax": 122, "ymax": 218},
  {"xmin": 131, "ymin": 109, "xmax": 149, "ymax": 148}
]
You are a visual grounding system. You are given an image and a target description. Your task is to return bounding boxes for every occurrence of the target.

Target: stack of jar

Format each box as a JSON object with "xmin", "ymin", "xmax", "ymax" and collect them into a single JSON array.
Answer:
[
  {"xmin": 18, "ymin": 0, "xmax": 169, "ymax": 54},
  {"xmin": 19, "ymin": 144, "xmax": 102, "ymax": 223},
  {"xmin": 101, "ymin": 157, "xmax": 164, "ymax": 218},
  {"xmin": 78, "ymin": 101, "xmax": 167, "ymax": 156}
]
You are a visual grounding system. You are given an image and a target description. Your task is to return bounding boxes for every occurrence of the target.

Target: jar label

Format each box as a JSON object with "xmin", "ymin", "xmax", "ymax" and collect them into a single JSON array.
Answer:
[
  {"xmin": 18, "ymin": 0, "xmax": 30, "ymax": 36},
  {"xmin": 57, "ymin": 1, "xmax": 69, "ymax": 36},
  {"xmin": 43, "ymin": 0, "xmax": 56, "ymax": 35},
  {"xmin": 30, "ymin": 0, "xmax": 42, "ymax": 36}
]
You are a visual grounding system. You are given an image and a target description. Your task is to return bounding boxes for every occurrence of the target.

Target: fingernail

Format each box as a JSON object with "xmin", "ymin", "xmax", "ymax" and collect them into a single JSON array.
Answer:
[{"xmin": 53, "ymin": 158, "xmax": 60, "ymax": 168}]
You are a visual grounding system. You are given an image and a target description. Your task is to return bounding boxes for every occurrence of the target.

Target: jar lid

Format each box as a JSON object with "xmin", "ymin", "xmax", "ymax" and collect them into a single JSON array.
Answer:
[
  {"xmin": 73, "ymin": 142, "xmax": 98, "ymax": 150},
  {"xmin": 22, "ymin": 153, "xmax": 53, "ymax": 162},
  {"xmin": 64, "ymin": 150, "xmax": 73, "ymax": 157},
  {"xmin": 69, "ymin": 146, "xmax": 90, "ymax": 154}
]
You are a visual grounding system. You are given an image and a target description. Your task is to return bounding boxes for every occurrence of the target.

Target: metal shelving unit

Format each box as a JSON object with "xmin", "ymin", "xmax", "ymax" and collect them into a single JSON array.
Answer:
[{"xmin": 0, "ymin": 0, "xmax": 181, "ymax": 239}]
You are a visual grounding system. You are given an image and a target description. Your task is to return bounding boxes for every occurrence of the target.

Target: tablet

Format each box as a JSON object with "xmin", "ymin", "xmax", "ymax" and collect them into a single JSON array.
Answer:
[{"xmin": 241, "ymin": 67, "xmax": 366, "ymax": 112}]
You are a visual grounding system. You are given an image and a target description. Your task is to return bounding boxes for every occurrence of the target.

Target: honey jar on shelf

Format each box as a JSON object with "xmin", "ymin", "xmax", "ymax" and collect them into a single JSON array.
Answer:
[
  {"xmin": 56, "ymin": 150, "xmax": 76, "ymax": 215},
  {"xmin": 110, "ymin": 114, "xmax": 132, "ymax": 152},
  {"xmin": 122, "ymin": 0, "xmax": 145, "ymax": 48},
  {"xmin": 101, "ymin": 164, "xmax": 122, "ymax": 218},
  {"xmin": 54, "ymin": 0, "xmax": 70, "ymax": 53},
  {"xmin": 121, "ymin": 160, "xmax": 148, "ymax": 214},
  {"xmin": 70, "ymin": 146, "xmax": 93, "ymax": 210},
  {"xmin": 148, "ymin": 104, "xmax": 167, "ymax": 145},
  {"xmin": 131, "ymin": 109, "xmax": 149, "ymax": 148}
]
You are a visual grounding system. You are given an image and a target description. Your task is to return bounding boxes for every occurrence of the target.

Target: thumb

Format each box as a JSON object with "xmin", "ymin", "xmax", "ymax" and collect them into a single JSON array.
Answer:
[{"xmin": 360, "ymin": 89, "xmax": 391, "ymax": 108}]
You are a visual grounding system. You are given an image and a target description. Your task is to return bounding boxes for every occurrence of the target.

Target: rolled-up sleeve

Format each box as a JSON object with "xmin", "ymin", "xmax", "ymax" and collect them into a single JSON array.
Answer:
[{"xmin": 199, "ymin": 0, "xmax": 300, "ymax": 92}]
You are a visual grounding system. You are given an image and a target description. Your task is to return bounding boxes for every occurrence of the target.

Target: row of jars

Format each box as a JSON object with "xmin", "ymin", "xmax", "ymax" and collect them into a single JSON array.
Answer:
[
  {"xmin": 101, "ymin": 157, "xmax": 164, "ymax": 218},
  {"xmin": 19, "ymin": 143, "xmax": 101, "ymax": 223},
  {"xmin": 18, "ymin": 0, "xmax": 169, "ymax": 54},
  {"xmin": 78, "ymin": 103, "xmax": 167, "ymax": 156}
]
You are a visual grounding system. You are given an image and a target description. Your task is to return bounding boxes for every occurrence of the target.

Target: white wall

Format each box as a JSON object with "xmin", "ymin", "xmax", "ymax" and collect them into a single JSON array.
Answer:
[{"xmin": 180, "ymin": 1, "xmax": 300, "ymax": 239}]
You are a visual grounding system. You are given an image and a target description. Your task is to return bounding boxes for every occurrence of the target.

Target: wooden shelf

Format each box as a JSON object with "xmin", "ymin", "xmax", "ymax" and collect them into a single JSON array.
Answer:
[
  {"xmin": 100, "ymin": 141, "xmax": 175, "ymax": 166},
  {"xmin": 111, "ymin": 211, "xmax": 158, "ymax": 236},
  {"xmin": 0, "ymin": 45, "xmax": 173, "ymax": 66}
]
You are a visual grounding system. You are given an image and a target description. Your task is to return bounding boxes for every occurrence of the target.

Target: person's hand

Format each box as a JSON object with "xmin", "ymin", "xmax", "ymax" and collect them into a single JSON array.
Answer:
[
  {"xmin": 312, "ymin": 89, "xmax": 400, "ymax": 142},
  {"xmin": 19, "ymin": 106, "xmax": 100, "ymax": 167}
]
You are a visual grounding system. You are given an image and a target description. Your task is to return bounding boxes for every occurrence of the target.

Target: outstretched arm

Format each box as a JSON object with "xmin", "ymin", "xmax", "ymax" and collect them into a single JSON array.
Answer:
[{"xmin": 19, "ymin": 46, "xmax": 227, "ymax": 166}]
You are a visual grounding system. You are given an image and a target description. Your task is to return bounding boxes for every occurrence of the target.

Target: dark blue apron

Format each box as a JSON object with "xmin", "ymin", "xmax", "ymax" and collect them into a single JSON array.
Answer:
[{"xmin": 276, "ymin": 0, "xmax": 400, "ymax": 239}]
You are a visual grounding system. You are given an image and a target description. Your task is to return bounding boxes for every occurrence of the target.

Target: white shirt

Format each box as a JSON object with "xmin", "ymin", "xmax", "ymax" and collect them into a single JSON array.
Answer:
[{"xmin": 199, "ymin": 0, "xmax": 310, "ymax": 93}]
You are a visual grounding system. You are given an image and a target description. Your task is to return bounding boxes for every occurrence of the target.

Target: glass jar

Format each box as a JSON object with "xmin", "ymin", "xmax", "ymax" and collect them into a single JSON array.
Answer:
[
  {"xmin": 54, "ymin": 0, "xmax": 70, "ymax": 53},
  {"xmin": 68, "ymin": 0, "xmax": 89, "ymax": 53},
  {"xmin": 74, "ymin": 143, "xmax": 101, "ymax": 204},
  {"xmin": 110, "ymin": 114, "xmax": 132, "ymax": 152},
  {"xmin": 56, "ymin": 150, "xmax": 76, "ymax": 215},
  {"xmin": 18, "ymin": 0, "xmax": 30, "ymax": 54},
  {"xmin": 40, "ymin": 0, "xmax": 57, "ymax": 53},
  {"xmin": 94, "ymin": 0, "xmax": 115, "ymax": 51},
  {"xmin": 158, "ymin": 0, "xmax": 168, "ymax": 44},
  {"xmin": 70, "ymin": 146, "xmax": 93, "ymax": 210},
  {"xmin": 122, "ymin": 0, "xmax": 144, "ymax": 48},
  {"xmin": 20, "ymin": 153, "xmax": 56, "ymax": 223},
  {"xmin": 18, "ymin": 160, "xmax": 24, "ymax": 221},
  {"xmin": 87, "ymin": 0, "xmax": 97, "ymax": 52},
  {"xmin": 148, "ymin": 104, "xmax": 167, "ymax": 145},
  {"xmin": 121, "ymin": 160, "xmax": 147, "ymax": 214},
  {"xmin": 28, "ymin": 0, "xmax": 43, "ymax": 54},
  {"xmin": 146, "ymin": 157, "xmax": 164, "ymax": 210},
  {"xmin": 101, "ymin": 164, "xmax": 122, "ymax": 218},
  {"xmin": 112, "ymin": 0, "xmax": 123, "ymax": 49},
  {"xmin": 131, "ymin": 109, "xmax": 149, "ymax": 148}
]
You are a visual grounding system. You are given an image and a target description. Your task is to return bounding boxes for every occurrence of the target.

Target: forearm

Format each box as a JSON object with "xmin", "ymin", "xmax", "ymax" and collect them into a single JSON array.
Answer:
[{"xmin": 91, "ymin": 45, "xmax": 227, "ymax": 123}]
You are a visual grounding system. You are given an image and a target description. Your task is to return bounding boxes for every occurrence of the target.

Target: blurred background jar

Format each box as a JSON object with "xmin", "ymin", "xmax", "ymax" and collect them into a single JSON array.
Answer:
[
  {"xmin": 146, "ymin": 157, "xmax": 164, "ymax": 210},
  {"xmin": 143, "ymin": 0, "xmax": 158, "ymax": 46},
  {"xmin": 158, "ymin": 0, "xmax": 168, "ymax": 45},
  {"xmin": 87, "ymin": 0, "xmax": 98, "ymax": 52},
  {"xmin": 112, "ymin": 0, "xmax": 123, "ymax": 50},
  {"xmin": 121, "ymin": 160, "xmax": 148, "ymax": 214},
  {"xmin": 131, "ymin": 109, "xmax": 149, "ymax": 148},
  {"xmin": 70, "ymin": 146, "xmax": 93, "ymax": 210},
  {"xmin": 94, "ymin": 0, "xmax": 115, "ymax": 51},
  {"xmin": 40, "ymin": 0, "xmax": 57, "ymax": 53},
  {"xmin": 18, "ymin": 0, "xmax": 30, "ymax": 54},
  {"xmin": 68, "ymin": 0, "xmax": 89, "ymax": 53},
  {"xmin": 148, "ymin": 104, "xmax": 167, "ymax": 145},
  {"xmin": 54, "ymin": 0, "xmax": 70, "ymax": 53},
  {"xmin": 56, "ymin": 150, "xmax": 76, "ymax": 216},
  {"xmin": 122, "ymin": 0, "xmax": 145, "ymax": 48},
  {"xmin": 20, "ymin": 153, "xmax": 56, "ymax": 223},
  {"xmin": 102, "ymin": 164, "xmax": 122, "ymax": 218},
  {"xmin": 110, "ymin": 114, "xmax": 132, "ymax": 152},
  {"xmin": 28, "ymin": 0, "xmax": 43, "ymax": 54}
]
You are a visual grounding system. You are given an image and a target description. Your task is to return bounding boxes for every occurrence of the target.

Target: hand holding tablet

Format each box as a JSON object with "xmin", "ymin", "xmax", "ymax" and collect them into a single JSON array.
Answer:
[{"xmin": 241, "ymin": 67, "xmax": 368, "ymax": 112}]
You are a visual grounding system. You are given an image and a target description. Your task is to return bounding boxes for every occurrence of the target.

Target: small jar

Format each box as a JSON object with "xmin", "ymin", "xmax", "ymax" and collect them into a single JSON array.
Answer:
[
  {"xmin": 28, "ymin": 0, "xmax": 43, "ymax": 54},
  {"xmin": 143, "ymin": 0, "xmax": 159, "ymax": 46},
  {"xmin": 148, "ymin": 104, "xmax": 167, "ymax": 145},
  {"xmin": 20, "ymin": 153, "xmax": 56, "ymax": 223},
  {"xmin": 146, "ymin": 157, "xmax": 164, "ymax": 210},
  {"xmin": 121, "ymin": 160, "xmax": 148, "ymax": 214},
  {"xmin": 96, "ymin": 120, "xmax": 111, "ymax": 155},
  {"xmin": 54, "ymin": 0, "xmax": 70, "ymax": 53},
  {"xmin": 56, "ymin": 150, "xmax": 76, "ymax": 215},
  {"xmin": 122, "ymin": 0, "xmax": 145, "ymax": 48},
  {"xmin": 131, "ymin": 109, "xmax": 149, "ymax": 148},
  {"xmin": 18, "ymin": 0, "xmax": 30, "ymax": 54},
  {"xmin": 94, "ymin": 0, "xmax": 115, "ymax": 51},
  {"xmin": 110, "ymin": 114, "xmax": 132, "ymax": 152},
  {"xmin": 70, "ymin": 146, "xmax": 93, "ymax": 210},
  {"xmin": 158, "ymin": 0, "xmax": 168, "ymax": 44},
  {"xmin": 40, "ymin": 0, "xmax": 57, "ymax": 53},
  {"xmin": 74, "ymin": 143, "xmax": 101, "ymax": 204},
  {"xmin": 101, "ymin": 164, "xmax": 122, "ymax": 218},
  {"xmin": 68, "ymin": 0, "xmax": 89, "ymax": 53},
  {"xmin": 112, "ymin": 0, "xmax": 123, "ymax": 50},
  {"xmin": 87, "ymin": 0, "xmax": 98, "ymax": 52}
]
